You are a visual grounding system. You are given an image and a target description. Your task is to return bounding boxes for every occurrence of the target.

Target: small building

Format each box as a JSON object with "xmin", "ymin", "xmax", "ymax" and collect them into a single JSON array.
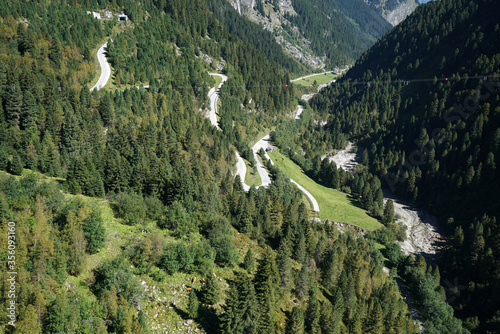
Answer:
[
  {"xmin": 100, "ymin": 10, "xmax": 114, "ymax": 19},
  {"xmin": 117, "ymin": 14, "xmax": 128, "ymax": 21}
]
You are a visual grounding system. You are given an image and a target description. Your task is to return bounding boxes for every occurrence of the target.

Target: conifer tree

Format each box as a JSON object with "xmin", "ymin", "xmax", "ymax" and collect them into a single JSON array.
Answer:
[
  {"xmin": 0, "ymin": 144, "xmax": 8, "ymax": 170},
  {"xmin": 40, "ymin": 132, "xmax": 61, "ymax": 177},
  {"xmin": 296, "ymin": 262, "xmax": 309, "ymax": 300},
  {"xmin": 82, "ymin": 209, "xmax": 105, "ymax": 254},
  {"xmin": 220, "ymin": 280, "xmax": 240, "ymax": 334},
  {"xmin": 364, "ymin": 302, "xmax": 383, "ymax": 334},
  {"xmin": 9, "ymin": 152, "xmax": 23, "ymax": 175},
  {"xmin": 200, "ymin": 273, "xmax": 221, "ymax": 305},
  {"xmin": 6, "ymin": 86, "xmax": 22, "ymax": 128},
  {"xmin": 220, "ymin": 272, "xmax": 260, "ymax": 333},
  {"xmin": 331, "ymin": 164, "xmax": 340, "ymax": 189},
  {"xmin": 243, "ymin": 248, "xmax": 256, "ymax": 274},
  {"xmin": 383, "ymin": 200, "xmax": 395, "ymax": 225},
  {"xmin": 187, "ymin": 289, "xmax": 199, "ymax": 318},
  {"xmin": 21, "ymin": 90, "xmax": 37, "ymax": 131},
  {"xmin": 45, "ymin": 291, "xmax": 70, "ymax": 333},
  {"xmin": 238, "ymin": 273, "xmax": 260, "ymax": 333},
  {"xmin": 277, "ymin": 240, "xmax": 293, "ymax": 295},
  {"xmin": 16, "ymin": 304, "xmax": 41, "ymax": 333},
  {"xmin": 254, "ymin": 248, "xmax": 280, "ymax": 333},
  {"xmin": 286, "ymin": 306, "xmax": 305, "ymax": 334},
  {"xmin": 305, "ymin": 288, "xmax": 321, "ymax": 334}
]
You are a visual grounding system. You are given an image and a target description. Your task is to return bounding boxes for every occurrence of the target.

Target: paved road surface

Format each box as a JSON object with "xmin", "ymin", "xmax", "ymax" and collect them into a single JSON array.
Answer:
[
  {"xmin": 208, "ymin": 73, "xmax": 228, "ymax": 129},
  {"xmin": 207, "ymin": 73, "xmax": 251, "ymax": 190},
  {"xmin": 90, "ymin": 42, "xmax": 111, "ymax": 91},
  {"xmin": 251, "ymin": 135, "xmax": 273, "ymax": 188},
  {"xmin": 234, "ymin": 151, "xmax": 250, "ymax": 191}
]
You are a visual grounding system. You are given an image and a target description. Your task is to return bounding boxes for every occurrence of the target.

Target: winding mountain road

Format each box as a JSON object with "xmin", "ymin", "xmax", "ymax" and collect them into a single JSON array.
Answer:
[
  {"xmin": 208, "ymin": 73, "xmax": 252, "ymax": 191},
  {"xmin": 90, "ymin": 41, "xmax": 111, "ymax": 91},
  {"xmin": 207, "ymin": 73, "xmax": 228, "ymax": 128},
  {"xmin": 206, "ymin": 73, "xmax": 320, "ymax": 212},
  {"xmin": 251, "ymin": 135, "xmax": 273, "ymax": 187}
]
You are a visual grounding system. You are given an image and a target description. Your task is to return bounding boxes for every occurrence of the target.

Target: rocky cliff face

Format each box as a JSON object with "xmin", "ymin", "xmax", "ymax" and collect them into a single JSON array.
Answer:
[
  {"xmin": 365, "ymin": 0, "xmax": 419, "ymax": 26},
  {"xmin": 383, "ymin": 0, "xmax": 418, "ymax": 26}
]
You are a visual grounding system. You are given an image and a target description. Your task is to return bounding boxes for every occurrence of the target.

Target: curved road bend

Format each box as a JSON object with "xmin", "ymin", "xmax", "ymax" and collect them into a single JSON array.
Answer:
[
  {"xmin": 208, "ymin": 73, "xmax": 228, "ymax": 129},
  {"xmin": 253, "ymin": 136, "xmax": 320, "ymax": 212},
  {"xmin": 207, "ymin": 73, "xmax": 251, "ymax": 190},
  {"xmin": 207, "ymin": 72, "xmax": 320, "ymax": 213},
  {"xmin": 90, "ymin": 42, "xmax": 111, "ymax": 92}
]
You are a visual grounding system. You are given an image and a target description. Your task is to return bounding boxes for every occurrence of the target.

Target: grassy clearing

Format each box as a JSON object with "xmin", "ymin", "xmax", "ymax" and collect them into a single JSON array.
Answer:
[
  {"xmin": 244, "ymin": 159, "xmax": 262, "ymax": 187},
  {"xmin": 293, "ymin": 72, "xmax": 338, "ymax": 87},
  {"xmin": 268, "ymin": 150, "xmax": 382, "ymax": 231},
  {"xmin": 212, "ymin": 74, "xmax": 223, "ymax": 89}
]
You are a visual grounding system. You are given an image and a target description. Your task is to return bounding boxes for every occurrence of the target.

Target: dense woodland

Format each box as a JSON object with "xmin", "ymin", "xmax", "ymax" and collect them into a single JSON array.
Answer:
[
  {"xmin": 0, "ymin": 0, "xmax": 419, "ymax": 333},
  {"xmin": 310, "ymin": 0, "xmax": 500, "ymax": 332},
  {"xmin": 0, "ymin": 0, "xmax": 494, "ymax": 333}
]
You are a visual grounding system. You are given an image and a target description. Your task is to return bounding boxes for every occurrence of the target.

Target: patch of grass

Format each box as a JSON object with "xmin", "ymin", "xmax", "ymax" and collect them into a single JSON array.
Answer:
[
  {"xmin": 293, "ymin": 72, "xmax": 338, "ymax": 87},
  {"xmin": 268, "ymin": 150, "xmax": 382, "ymax": 231},
  {"xmin": 212, "ymin": 74, "xmax": 222, "ymax": 89},
  {"xmin": 244, "ymin": 159, "xmax": 262, "ymax": 187}
]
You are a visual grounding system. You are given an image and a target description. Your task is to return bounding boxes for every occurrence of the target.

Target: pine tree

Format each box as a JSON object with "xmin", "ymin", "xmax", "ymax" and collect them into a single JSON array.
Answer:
[
  {"xmin": 237, "ymin": 273, "xmax": 260, "ymax": 333},
  {"xmin": 286, "ymin": 307, "xmax": 305, "ymax": 334},
  {"xmin": 320, "ymin": 301, "xmax": 335, "ymax": 334},
  {"xmin": 200, "ymin": 273, "xmax": 221, "ymax": 305},
  {"xmin": 82, "ymin": 209, "xmax": 105, "ymax": 254},
  {"xmin": 114, "ymin": 306, "xmax": 127, "ymax": 334},
  {"xmin": 295, "ymin": 234, "xmax": 306, "ymax": 264},
  {"xmin": 296, "ymin": 262, "xmax": 309, "ymax": 300},
  {"xmin": 64, "ymin": 208, "xmax": 90, "ymax": 275},
  {"xmin": 220, "ymin": 272, "xmax": 260, "ymax": 334},
  {"xmin": 40, "ymin": 132, "xmax": 61, "ymax": 177},
  {"xmin": 15, "ymin": 304, "xmax": 41, "ymax": 333},
  {"xmin": 0, "ymin": 144, "xmax": 8, "ymax": 170},
  {"xmin": 243, "ymin": 248, "xmax": 256, "ymax": 274},
  {"xmin": 99, "ymin": 94, "xmax": 115, "ymax": 126},
  {"xmin": 220, "ymin": 279, "xmax": 240, "ymax": 334},
  {"xmin": 305, "ymin": 288, "xmax": 321, "ymax": 334},
  {"xmin": 187, "ymin": 289, "xmax": 199, "ymax": 318},
  {"xmin": 45, "ymin": 291, "xmax": 70, "ymax": 333},
  {"xmin": 331, "ymin": 164, "xmax": 340, "ymax": 189},
  {"xmin": 254, "ymin": 248, "xmax": 280, "ymax": 333},
  {"xmin": 383, "ymin": 200, "xmax": 395, "ymax": 225},
  {"xmin": 6, "ymin": 85, "xmax": 22, "ymax": 128},
  {"xmin": 21, "ymin": 90, "xmax": 37, "ymax": 131},
  {"xmin": 9, "ymin": 152, "xmax": 23, "ymax": 175},
  {"xmin": 364, "ymin": 302, "xmax": 383, "ymax": 334},
  {"xmin": 277, "ymin": 240, "xmax": 293, "ymax": 295}
]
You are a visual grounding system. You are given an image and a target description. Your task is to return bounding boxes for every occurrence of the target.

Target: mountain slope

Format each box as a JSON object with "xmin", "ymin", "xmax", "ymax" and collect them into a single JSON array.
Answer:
[
  {"xmin": 311, "ymin": 0, "xmax": 500, "ymax": 331},
  {"xmin": 225, "ymin": 0, "xmax": 393, "ymax": 69},
  {"xmin": 0, "ymin": 1, "xmax": 422, "ymax": 333},
  {"xmin": 366, "ymin": 0, "xmax": 419, "ymax": 26}
]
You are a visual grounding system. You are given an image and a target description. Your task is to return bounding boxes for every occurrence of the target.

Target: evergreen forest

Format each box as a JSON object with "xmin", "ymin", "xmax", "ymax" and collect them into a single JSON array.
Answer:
[{"xmin": 0, "ymin": 0, "xmax": 497, "ymax": 333}]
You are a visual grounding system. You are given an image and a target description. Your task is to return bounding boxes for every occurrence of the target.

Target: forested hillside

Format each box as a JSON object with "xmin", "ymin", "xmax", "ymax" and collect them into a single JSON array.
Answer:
[
  {"xmin": 310, "ymin": 0, "xmax": 500, "ymax": 331},
  {"xmin": 285, "ymin": 0, "xmax": 391, "ymax": 67},
  {"xmin": 0, "ymin": 0, "xmax": 427, "ymax": 333},
  {"xmin": 225, "ymin": 0, "xmax": 392, "ymax": 69}
]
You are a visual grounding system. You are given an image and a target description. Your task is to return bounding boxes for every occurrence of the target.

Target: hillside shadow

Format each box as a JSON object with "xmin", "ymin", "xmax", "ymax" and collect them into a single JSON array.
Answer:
[
  {"xmin": 346, "ymin": 194, "xmax": 366, "ymax": 210},
  {"xmin": 170, "ymin": 297, "xmax": 219, "ymax": 333}
]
